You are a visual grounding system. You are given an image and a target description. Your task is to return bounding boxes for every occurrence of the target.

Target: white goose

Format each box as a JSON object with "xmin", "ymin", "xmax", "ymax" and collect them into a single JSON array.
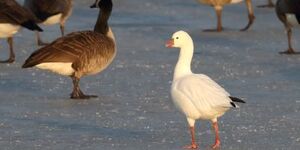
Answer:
[{"xmin": 165, "ymin": 31, "xmax": 245, "ymax": 149}]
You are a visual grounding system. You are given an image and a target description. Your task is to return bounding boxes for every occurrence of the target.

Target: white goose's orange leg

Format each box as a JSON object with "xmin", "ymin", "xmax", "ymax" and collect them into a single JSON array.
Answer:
[
  {"xmin": 211, "ymin": 121, "xmax": 221, "ymax": 149},
  {"xmin": 184, "ymin": 126, "xmax": 198, "ymax": 149}
]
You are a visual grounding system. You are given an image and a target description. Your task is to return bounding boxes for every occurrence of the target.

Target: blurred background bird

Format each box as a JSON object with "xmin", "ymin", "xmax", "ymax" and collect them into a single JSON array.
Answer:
[
  {"xmin": 275, "ymin": 0, "xmax": 300, "ymax": 54},
  {"xmin": 196, "ymin": 0, "xmax": 255, "ymax": 32},
  {"xmin": 0, "ymin": 0, "xmax": 42, "ymax": 63},
  {"xmin": 24, "ymin": 0, "xmax": 73, "ymax": 46},
  {"xmin": 22, "ymin": 0, "xmax": 116, "ymax": 99}
]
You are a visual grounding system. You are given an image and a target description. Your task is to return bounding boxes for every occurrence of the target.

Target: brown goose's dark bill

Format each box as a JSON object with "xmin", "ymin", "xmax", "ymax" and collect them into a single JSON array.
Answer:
[{"xmin": 90, "ymin": 3, "xmax": 97, "ymax": 8}]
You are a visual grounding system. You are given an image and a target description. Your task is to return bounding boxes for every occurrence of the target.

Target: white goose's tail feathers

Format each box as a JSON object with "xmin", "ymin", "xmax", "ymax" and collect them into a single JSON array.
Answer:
[{"xmin": 229, "ymin": 96, "xmax": 245, "ymax": 108}]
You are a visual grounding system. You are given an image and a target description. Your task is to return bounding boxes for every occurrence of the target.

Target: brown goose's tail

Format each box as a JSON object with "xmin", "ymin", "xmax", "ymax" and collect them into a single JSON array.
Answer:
[{"xmin": 21, "ymin": 20, "xmax": 43, "ymax": 32}]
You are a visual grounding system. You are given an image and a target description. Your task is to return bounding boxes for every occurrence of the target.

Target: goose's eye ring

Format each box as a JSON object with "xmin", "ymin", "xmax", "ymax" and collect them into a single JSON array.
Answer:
[{"xmin": 176, "ymin": 37, "xmax": 179, "ymax": 39}]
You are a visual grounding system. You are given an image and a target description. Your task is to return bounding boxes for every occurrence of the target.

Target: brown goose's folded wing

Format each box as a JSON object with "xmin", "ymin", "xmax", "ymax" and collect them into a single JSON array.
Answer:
[{"xmin": 22, "ymin": 31, "xmax": 113, "ymax": 68}]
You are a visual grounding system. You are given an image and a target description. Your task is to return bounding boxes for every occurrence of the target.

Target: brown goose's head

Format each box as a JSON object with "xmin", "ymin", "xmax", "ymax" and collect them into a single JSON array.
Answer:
[{"xmin": 90, "ymin": 0, "xmax": 112, "ymax": 11}]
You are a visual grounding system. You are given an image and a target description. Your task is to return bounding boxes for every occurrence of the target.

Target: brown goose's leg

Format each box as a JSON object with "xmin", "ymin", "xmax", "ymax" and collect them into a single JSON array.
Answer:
[
  {"xmin": 257, "ymin": 0, "xmax": 275, "ymax": 8},
  {"xmin": 60, "ymin": 22, "xmax": 65, "ymax": 36},
  {"xmin": 203, "ymin": 5, "xmax": 223, "ymax": 32},
  {"xmin": 280, "ymin": 27, "xmax": 299, "ymax": 54},
  {"xmin": 241, "ymin": 0, "xmax": 255, "ymax": 31},
  {"xmin": 0, "ymin": 37, "xmax": 15, "ymax": 63},
  {"xmin": 36, "ymin": 31, "xmax": 48, "ymax": 46},
  {"xmin": 70, "ymin": 76, "xmax": 98, "ymax": 99}
]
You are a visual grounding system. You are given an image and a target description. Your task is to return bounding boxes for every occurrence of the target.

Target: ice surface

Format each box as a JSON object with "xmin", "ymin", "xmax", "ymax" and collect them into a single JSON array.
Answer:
[{"xmin": 0, "ymin": 0, "xmax": 299, "ymax": 149}]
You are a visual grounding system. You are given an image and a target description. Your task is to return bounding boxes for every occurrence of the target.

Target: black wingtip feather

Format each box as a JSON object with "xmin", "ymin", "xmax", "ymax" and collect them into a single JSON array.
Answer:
[
  {"xmin": 22, "ymin": 63, "xmax": 30, "ymax": 68},
  {"xmin": 230, "ymin": 102, "xmax": 237, "ymax": 108},
  {"xmin": 22, "ymin": 56, "xmax": 36, "ymax": 68},
  {"xmin": 22, "ymin": 60, "xmax": 35, "ymax": 68},
  {"xmin": 229, "ymin": 96, "xmax": 246, "ymax": 103},
  {"xmin": 21, "ymin": 20, "xmax": 43, "ymax": 32}
]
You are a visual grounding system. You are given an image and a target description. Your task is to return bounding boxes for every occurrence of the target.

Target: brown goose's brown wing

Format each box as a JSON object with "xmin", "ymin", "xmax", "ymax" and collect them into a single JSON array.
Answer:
[
  {"xmin": 22, "ymin": 31, "xmax": 114, "ymax": 68},
  {"xmin": 287, "ymin": 0, "xmax": 300, "ymax": 14},
  {"xmin": 277, "ymin": 0, "xmax": 300, "ymax": 14},
  {"xmin": 289, "ymin": 0, "xmax": 300, "ymax": 21}
]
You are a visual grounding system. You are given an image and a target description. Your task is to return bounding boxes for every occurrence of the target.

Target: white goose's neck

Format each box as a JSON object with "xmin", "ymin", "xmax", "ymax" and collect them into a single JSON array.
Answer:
[{"xmin": 173, "ymin": 41, "xmax": 194, "ymax": 80}]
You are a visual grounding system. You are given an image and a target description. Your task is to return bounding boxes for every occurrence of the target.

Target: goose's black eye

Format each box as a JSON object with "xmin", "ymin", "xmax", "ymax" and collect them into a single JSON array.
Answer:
[{"xmin": 176, "ymin": 37, "xmax": 179, "ymax": 39}]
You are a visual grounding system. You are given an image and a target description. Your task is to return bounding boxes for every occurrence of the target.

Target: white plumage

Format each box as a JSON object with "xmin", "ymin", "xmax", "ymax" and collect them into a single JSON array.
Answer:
[
  {"xmin": 166, "ymin": 30, "xmax": 244, "ymax": 149},
  {"xmin": 36, "ymin": 62, "xmax": 74, "ymax": 76},
  {"xmin": 286, "ymin": 13, "xmax": 300, "ymax": 27},
  {"xmin": 172, "ymin": 74, "xmax": 232, "ymax": 122},
  {"xmin": 0, "ymin": 23, "xmax": 20, "ymax": 38},
  {"xmin": 42, "ymin": 13, "xmax": 63, "ymax": 25}
]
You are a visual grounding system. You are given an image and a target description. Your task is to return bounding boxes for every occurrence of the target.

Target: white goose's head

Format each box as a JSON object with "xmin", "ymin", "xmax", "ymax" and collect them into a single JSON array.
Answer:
[{"xmin": 165, "ymin": 31, "xmax": 193, "ymax": 48}]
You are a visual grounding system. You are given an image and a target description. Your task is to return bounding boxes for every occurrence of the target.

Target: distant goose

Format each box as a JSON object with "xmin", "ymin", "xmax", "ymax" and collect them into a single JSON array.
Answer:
[
  {"xmin": 196, "ymin": 0, "xmax": 255, "ymax": 32},
  {"xmin": 166, "ymin": 31, "xmax": 245, "ymax": 149},
  {"xmin": 22, "ymin": 0, "xmax": 116, "ymax": 99},
  {"xmin": 0, "ymin": 0, "xmax": 42, "ymax": 63},
  {"xmin": 276, "ymin": 0, "xmax": 300, "ymax": 54},
  {"xmin": 24, "ymin": 0, "xmax": 73, "ymax": 45},
  {"xmin": 257, "ymin": 0, "xmax": 274, "ymax": 8}
]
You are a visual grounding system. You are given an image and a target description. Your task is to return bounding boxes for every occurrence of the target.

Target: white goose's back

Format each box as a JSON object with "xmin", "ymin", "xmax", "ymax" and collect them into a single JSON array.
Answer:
[{"xmin": 171, "ymin": 74, "xmax": 232, "ymax": 120}]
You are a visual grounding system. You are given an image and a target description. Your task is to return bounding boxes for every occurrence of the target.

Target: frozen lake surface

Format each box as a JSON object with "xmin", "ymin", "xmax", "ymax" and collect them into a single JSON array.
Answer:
[{"xmin": 0, "ymin": 0, "xmax": 299, "ymax": 149}]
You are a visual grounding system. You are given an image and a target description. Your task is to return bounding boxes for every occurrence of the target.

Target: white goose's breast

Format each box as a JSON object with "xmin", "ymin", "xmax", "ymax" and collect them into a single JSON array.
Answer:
[
  {"xmin": 0, "ymin": 23, "xmax": 20, "ymax": 38},
  {"xmin": 171, "ymin": 83, "xmax": 201, "ymax": 119},
  {"xmin": 286, "ymin": 13, "xmax": 300, "ymax": 27},
  {"xmin": 171, "ymin": 80, "xmax": 229, "ymax": 120}
]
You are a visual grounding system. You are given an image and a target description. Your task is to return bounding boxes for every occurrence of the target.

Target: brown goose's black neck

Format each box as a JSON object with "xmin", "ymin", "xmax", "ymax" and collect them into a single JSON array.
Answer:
[{"xmin": 94, "ymin": 5, "xmax": 112, "ymax": 35}]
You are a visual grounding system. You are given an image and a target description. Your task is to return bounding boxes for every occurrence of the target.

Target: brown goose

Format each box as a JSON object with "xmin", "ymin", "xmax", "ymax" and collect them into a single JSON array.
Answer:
[
  {"xmin": 276, "ymin": 0, "xmax": 300, "ymax": 54},
  {"xmin": 257, "ymin": 0, "xmax": 275, "ymax": 8},
  {"xmin": 0, "ymin": 0, "xmax": 42, "ymax": 63},
  {"xmin": 22, "ymin": 0, "xmax": 116, "ymax": 99},
  {"xmin": 196, "ymin": 0, "xmax": 255, "ymax": 32},
  {"xmin": 24, "ymin": 0, "xmax": 73, "ymax": 45}
]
